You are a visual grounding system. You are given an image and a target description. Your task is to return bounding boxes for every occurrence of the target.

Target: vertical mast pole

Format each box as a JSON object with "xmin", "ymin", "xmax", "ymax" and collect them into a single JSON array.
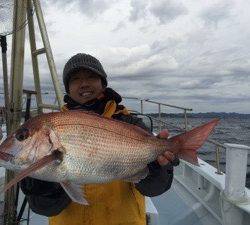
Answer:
[{"xmin": 4, "ymin": 1, "xmax": 27, "ymax": 224}]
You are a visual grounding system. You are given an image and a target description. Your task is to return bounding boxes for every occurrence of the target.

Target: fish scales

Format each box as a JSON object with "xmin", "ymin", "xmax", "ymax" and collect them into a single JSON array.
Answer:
[
  {"xmin": 56, "ymin": 124, "xmax": 159, "ymax": 182},
  {"xmin": 58, "ymin": 125, "xmax": 155, "ymax": 163},
  {"xmin": 20, "ymin": 111, "xmax": 163, "ymax": 182},
  {"xmin": 47, "ymin": 111, "xmax": 154, "ymax": 141},
  {"xmin": 0, "ymin": 111, "xmax": 219, "ymax": 204}
]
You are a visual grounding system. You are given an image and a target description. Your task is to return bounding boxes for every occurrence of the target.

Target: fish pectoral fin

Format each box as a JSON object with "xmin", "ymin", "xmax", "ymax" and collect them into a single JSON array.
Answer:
[
  {"xmin": 60, "ymin": 181, "xmax": 88, "ymax": 205},
  {"xmin": 3, "ymin": 153, "xmax": 59, "ymax": 192},
  {"xmin": 124, "ymin": 168, "xmax": 149, "ymax": 183},
  {"xmin": 48, "ymin": 128, "xmax": 63, "ymax": 151}
]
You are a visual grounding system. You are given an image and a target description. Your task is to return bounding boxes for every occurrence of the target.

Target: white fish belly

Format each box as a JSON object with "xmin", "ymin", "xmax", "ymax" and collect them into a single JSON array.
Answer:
[{"xmin": 59, "ymin": 126, "xmax": 156, "ymax": 183}]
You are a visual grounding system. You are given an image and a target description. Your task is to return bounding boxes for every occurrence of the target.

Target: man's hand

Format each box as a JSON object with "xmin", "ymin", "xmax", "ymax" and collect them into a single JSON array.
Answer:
[{"xmin": 156, "ymin": 130, "xmax": 175, "ymax": 166}]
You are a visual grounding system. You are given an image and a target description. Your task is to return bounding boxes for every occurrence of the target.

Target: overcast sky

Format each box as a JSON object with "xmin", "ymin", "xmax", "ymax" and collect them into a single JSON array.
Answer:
[{"xmin": 1, "ymin": 0, "xmax": 250, "ymax": 113}]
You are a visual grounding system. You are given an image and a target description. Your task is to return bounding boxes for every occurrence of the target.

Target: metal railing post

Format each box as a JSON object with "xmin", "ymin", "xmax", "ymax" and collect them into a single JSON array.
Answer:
[
  {"xmin": 215, "ymin": 146, "xmax": 223, "ymax": 175},
  {"xmin": 158, "ymin": 103, "xmax": 161, "ymax": 132},
  {"xmin": 224, "ymin": 143, "xmax": 249, "ymax": 202},
  {"xmin": 140, "ymin": 99, "xmax": 143, "ymax": 114},
  {"xmin": 221, "ymin": 143, "xmax": 250, "ymax": 225},
  {"xmin": 184, "ymin": 109, "xmax": 188, "ymax": 131}
]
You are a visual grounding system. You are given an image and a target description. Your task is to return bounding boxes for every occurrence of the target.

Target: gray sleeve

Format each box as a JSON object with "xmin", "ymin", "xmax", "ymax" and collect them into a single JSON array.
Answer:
[
  {"xmin": 27, "ymin": 193, "xmax": 71, "ymax": 217},
  {"xmin": 135, "ymin": 162, "xmax": 174, "ymax": 197},
  {"xmin": 20, "ymin": 177, "xmax": 71, "ymax": 216},
  {"xmin": 115, "ymin": 114, "xmax": 174, "ymax": 196}
]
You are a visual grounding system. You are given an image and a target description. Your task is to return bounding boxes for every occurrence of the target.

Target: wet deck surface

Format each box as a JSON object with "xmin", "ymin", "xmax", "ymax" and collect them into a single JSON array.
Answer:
[{"xmin": 152, "ymin": 189, "xmax": 203, "ymax": 225}]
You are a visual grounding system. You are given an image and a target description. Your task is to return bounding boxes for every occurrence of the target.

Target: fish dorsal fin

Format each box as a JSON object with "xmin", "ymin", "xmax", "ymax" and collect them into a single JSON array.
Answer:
[
  {"xmin": 60, "ymin": 181, "xmax": 88, "ymax": 205},
  {"xmin": 52, "ymin": 110, "xmax": 153, "ymax": 140},
  {"xmin": 3, "ymin": 152, "xmax": 59, "ymax": 192}
]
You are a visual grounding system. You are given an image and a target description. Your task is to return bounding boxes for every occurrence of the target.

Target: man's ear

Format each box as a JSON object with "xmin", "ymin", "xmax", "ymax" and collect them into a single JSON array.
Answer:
[{"xmin": 101, "ymin": 79, "xmax": 107, "ymax": 88}]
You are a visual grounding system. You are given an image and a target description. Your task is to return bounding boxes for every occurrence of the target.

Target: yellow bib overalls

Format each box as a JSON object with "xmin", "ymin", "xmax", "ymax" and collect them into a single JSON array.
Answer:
[{"xmin": 49, "ymin": 100, "xmax": 146, "ymax": 225}]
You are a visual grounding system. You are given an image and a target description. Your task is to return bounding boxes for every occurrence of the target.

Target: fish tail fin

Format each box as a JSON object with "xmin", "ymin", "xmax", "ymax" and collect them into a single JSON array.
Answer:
[{"xmin": 168, "ymin": 119, "xmax": 219, "ymax": 165}]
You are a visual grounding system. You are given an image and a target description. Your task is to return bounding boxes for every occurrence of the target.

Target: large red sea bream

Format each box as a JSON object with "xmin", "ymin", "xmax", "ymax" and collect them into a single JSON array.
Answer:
[{"xmin": 0, "ymin": 111, "xmax": 219, "ymax": 204}]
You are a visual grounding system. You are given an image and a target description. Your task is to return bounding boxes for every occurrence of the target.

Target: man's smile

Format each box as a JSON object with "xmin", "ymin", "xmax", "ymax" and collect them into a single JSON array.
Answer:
[{"xmin": 79, "ymin": 91, "xmax": 94, "ymax": 98}]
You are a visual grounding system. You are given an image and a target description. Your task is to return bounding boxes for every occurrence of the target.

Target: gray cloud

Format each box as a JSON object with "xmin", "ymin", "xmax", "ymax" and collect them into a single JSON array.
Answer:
[
  {"xmin": 149, "ymin": 0, "xmax": 188, "ymax": 24},
  {"xmin": 226, "ymin": 57, "xmax": 250, "ymax": 80},
  {"xmin": 179, "ymin": 78, "xmax": 222, "ymax": 90},
  {"xmin": 109, "ymin": 54, "xmax": 178, "ymax": 77},
  {"xmin": 178, "ymin": 94, "xmax": 250, "ymax": 104},
  {"xmin": 100, "ymin": 44, "xmax": 178, "ymax": 79},
  {"xmin": 44, "ymin": 0, "xmax": 110, "ymax": 18},
  {"xmin": 129, "ymin": 0, "xmax": 148, "ymax": 22},
  {"xmin": 200, "ymin": 2, "xmax": 232, "ymax": 27},
  {"xmin": 77, "ymin": 0, "xmax": 110, "ymax": 17},
  {"xmin": 111, "ymin": 21, "xmax": 126, "ymax": 32},
  {"xmin": 150, "ymin": 38, "xmax": 181, "ymax": 56},
  {"xmin": 2, "ymin": 0, "xmax": 250, "ymax": 113},
  {"xmin": 230, "ymin": 68, "xmax": 250, "ymax": 79},
  {"xmin": 129, "ymin": 0, "xmax": 188, "ymax": 24}
]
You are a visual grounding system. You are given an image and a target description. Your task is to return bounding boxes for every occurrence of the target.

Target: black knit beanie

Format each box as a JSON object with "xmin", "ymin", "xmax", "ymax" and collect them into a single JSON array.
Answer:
[{"xmin": 63, "ymin": 53, "xmax": 108, "ymax": 93}]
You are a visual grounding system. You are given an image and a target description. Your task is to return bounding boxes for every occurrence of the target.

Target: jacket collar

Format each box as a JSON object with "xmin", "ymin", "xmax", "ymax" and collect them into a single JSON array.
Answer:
[{"xmin": 63, "ymin": 88, "xmax": 122, "ymax": 113}]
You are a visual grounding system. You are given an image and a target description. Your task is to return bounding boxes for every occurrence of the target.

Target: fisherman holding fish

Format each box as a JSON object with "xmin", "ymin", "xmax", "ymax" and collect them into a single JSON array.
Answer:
[
  {"xmin": 21, "ymin": 53, "xmax": 178, "ymax": 225},
  {"xmin": 0, "ymin": 53, "xmax": 218, "ymax": 225}
]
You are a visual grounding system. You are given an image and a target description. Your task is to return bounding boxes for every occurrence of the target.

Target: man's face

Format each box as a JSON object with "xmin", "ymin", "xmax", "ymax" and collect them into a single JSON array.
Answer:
[{"xmin": 68, "ymin": 70, "xmax": 105, "ymax": 104}]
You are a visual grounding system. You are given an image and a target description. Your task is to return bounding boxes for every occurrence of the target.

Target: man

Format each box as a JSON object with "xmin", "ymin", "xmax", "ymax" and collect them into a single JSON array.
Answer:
[{"xmin": 21, "ymin": 53, "xmax": 178, "ymax": 225}]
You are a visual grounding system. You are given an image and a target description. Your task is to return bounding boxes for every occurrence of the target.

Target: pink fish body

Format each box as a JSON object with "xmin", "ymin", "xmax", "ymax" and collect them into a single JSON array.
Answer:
[{"xmin": 0, "ymin": 111, "xmax": 219, "ymax": 204}]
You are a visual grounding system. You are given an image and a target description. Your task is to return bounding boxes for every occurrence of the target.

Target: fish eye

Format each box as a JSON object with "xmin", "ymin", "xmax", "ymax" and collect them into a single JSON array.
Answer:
[{"xmin": 15, "ymin": 128, "xmax": 30, "ymax": 142}]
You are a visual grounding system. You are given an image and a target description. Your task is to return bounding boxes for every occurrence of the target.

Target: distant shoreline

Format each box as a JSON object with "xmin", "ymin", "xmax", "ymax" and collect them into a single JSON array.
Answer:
[{"xmin": 148, "ymin": 112, "xmax": 250, "ymax": 119}]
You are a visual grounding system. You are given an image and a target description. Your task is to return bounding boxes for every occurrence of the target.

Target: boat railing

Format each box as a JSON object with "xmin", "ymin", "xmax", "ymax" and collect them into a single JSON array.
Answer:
[
  {"xmin": 122, "ymin": 96, "xmax": 225, "ymax": 175},
  {"xmin": 0, "ymin": 93, "xmax": 226, "ymax": 175},
  {"xmin": 1, "ymin": 92, "xmax": 249, "ymax": 224}
]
